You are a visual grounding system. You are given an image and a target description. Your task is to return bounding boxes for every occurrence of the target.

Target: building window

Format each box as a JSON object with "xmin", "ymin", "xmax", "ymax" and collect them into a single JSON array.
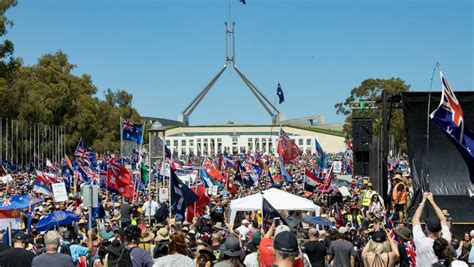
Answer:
[
  {"xmin": 173, "ymin": 140, "xmax": 178, "ymax": 146},
  {"xmin": 166, "ymin": 140, "xmax": 170, "ymax": 146},
  {"xmin": 181, "ymin": 140, "xmax": 186, "ymax": 146},
  {"xmin": 189, "ymin": 139, "xmax": 194, "ymax": 146},
  {"xmin": 232, "ymin": 137, "xmax": 238, "ymax": 145},
  {"xmin": 298, "ymin": 139, "xmax": 303, "ymax": 146},
  {"xmin": 306, "ymin": 139, "xmax": 311, "ymax": 146}
]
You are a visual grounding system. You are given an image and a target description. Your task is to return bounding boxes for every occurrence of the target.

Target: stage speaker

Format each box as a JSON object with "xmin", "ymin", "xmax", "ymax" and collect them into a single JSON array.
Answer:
[{"xmin": 352, "ymin": 118, "xmax": 373, "ymax": 151}]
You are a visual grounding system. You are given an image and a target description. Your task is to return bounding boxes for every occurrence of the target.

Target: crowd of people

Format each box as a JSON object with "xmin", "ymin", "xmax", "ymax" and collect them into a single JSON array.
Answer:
[{"xmin": 0, "ymin": 151, "xmax": 473, "ymax": 267}]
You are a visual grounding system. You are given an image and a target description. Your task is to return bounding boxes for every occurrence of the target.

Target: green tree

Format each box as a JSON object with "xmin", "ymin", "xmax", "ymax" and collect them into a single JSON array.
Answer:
[
  {"xmin": 0, "ymin": 0, "xmax": 21, "ymax": 81},
  {"xmin": 335, "ymin": 78, "xmax": 410, "ymax": 153},
  {"xmin": 0, "ymin": 50, "xmax": 141, "ymax": 154}
]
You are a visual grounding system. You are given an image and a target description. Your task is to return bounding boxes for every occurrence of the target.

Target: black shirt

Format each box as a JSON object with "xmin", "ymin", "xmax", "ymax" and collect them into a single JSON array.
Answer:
[
  {"xmin": 0, "ymin": 243, "xmax": 10, "ymax": 254},
  {"xmin": 0, "ymin": 247, "xmax": 36, "ymax": 267},
  {"xmin": 304, "ymin": 240, "xmax": 326, "ymax": 267},
  {"xmin": 211, "ymin": 205, "xmax": 225, "ymax": 223},
  {"xmin": 120, "ymin": 203, "xmax": 133, "ymax": 224}
]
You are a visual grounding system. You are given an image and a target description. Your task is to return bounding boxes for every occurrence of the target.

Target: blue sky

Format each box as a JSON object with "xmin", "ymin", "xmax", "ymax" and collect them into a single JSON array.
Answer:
[{"xmin": 5, "ymin": 0, "xmax": 473, "ymax": 125}]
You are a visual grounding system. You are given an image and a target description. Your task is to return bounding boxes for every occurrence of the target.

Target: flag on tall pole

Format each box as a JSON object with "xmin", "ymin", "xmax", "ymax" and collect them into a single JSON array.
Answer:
[
  {"xmin": 277, "ymin": 128, "xmax": 301, "ymax": 163},
  {"xmin": 277, "ymin": 82, "xmax": 284, "ymax": 104},
  {"xmin": 430, "ymin": 71, "xmax": 474, "ymax": 184}
]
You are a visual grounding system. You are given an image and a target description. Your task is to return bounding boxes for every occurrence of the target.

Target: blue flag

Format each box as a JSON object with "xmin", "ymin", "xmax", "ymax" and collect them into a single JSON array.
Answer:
[
  {"xmin": 280, "ymin": 165, "xmax": 293, "ymax": 183},
  {"xmin": 199, "ymin": 169, "xmax": 217, "ymax": 188},
  {"xmin": 170, "ymin": 169, "xmax": 199, "ymax": 216},
  {"xmin": 122, "ymin": 120, "xmax": 143, "ymax": 144},
  {"xmin": 315, "ymin": 139, "xmax": 327, "ymax": 171},
  {"xmin": 430, "ymin": 71, "xmax": 474, "ymax": 184},
  {"xmin": 277, "ymin": 82, "xmax": 284, "ymax": 104}
]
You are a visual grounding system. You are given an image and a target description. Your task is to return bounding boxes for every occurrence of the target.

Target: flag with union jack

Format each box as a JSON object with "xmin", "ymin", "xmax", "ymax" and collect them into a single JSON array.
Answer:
[
  {"xmin": 262, "ymin": 197, "xmax": 288, "ymax": 232},
  {"xmin": 430, "ymin": 71, "xmax": 474, "ymax": 184}
]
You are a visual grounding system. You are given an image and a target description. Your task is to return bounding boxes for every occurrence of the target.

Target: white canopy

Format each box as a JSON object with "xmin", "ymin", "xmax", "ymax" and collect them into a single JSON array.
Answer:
[{"xmin": 229, "ymin": 188, "xmax": 320, "ymax": 226}]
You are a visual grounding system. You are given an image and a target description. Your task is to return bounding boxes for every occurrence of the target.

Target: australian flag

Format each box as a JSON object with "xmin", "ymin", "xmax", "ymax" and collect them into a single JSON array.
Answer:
[
  {"xmin": 122, "ymin": 119, "xmax": 143, "ymax": 145},
  {"xmin": 170, "ymin": 169, "xmax": 199, "ymax": 216},
  {"xmin": 430, "ymin": 71, "xmax": 474, "ymax": 184},
  {"xmin": 262, "ymin": 197, "xmax": 288, "ymax": 232},
  {"xmin": 277, "ymin": 82, "xmax": 284, "ymax": 104}
]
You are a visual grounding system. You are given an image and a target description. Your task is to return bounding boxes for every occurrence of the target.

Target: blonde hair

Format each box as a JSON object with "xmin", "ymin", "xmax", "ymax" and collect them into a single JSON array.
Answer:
[{"xmin": 366, "ymin": 239, "xmax": 391, "ymax": 254}]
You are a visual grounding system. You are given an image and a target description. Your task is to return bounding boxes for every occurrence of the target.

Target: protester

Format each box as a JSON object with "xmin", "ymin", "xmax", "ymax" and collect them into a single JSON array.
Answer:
[
  {"xmin": 32, "ymin": 230, "xmax": 74, "ymax": 267},
  {"xmin": 0, "ymin": 231, "xmax": 35, "ymax": 267},
  {"xmin": 412, "ymin": 192, "xmax": 451, "ymax": 266},
  {"xmin": 327, "ymin": 227, "xmax": 356, "ymax": 267},
  {"xmin": 214, "ymin": 234, "xmax": 244, "ymax": 267},
  {"xmin": 124, "ymin": 225, "xmax": 154, "ymax": 267},
  {"xmin": 142, "ymin": 195, "xmax": 160, "ymax": 223},
  {"xmin": 304, "ymin": 228, "xmax": 326, "ymax": 267},
  {"xmin": 361, "ymin": 230, "xmax": 399, "ymax": 266},
  {"xmin": 273, "ymin": 231, "xmax": 300, "ymax": 267},
  {"xmin": 391, "ymin": 174, "xmax": 407, "ymax": 222},
  {"xmin": 432, "ymin": 237, "xmax": 468, "ymax": 267},
  {"xmin": 153, "ymin": 231, "xmax": 194, "ymax": 267}
]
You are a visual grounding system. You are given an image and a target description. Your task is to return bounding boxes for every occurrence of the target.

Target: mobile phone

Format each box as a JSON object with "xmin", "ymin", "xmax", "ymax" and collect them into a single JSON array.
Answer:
[{"xmin": 274, "ymin": 217, "xmax": 280, "ymax": 225}]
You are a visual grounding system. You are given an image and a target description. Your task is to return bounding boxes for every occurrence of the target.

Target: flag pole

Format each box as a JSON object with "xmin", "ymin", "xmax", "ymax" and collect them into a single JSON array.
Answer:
[
  {"xmin": 120, "ymin": 116, "xmax": 123, "ymax": 162},
  {"xmin": 148, "ymin": 130, "xmax": 152, "ymax": 225},
  {"xmin": 424, "ymin": 62, "xmax": 439, "ymax": 192}
]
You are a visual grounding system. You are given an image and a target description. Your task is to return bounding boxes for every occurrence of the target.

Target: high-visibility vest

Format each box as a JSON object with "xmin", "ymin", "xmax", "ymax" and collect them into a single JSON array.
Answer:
[
  {"xmin": 392, "ymin": 182, "xmax": 407, "ymax": 204},
  {"xmin": 362, "ymin": 190, "xmax": 373, "ymax": 206}
]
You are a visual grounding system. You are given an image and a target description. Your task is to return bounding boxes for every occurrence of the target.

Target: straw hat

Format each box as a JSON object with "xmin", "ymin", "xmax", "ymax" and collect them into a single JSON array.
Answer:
[
  {"xmin": 113, "ymin": 202, "xmax": 121, "ymax": 208},
  {"xmin": 155, "ymin": 228, "xmax": 170, "ymax": 242},
  {"xmin": 140, "ymin": 229, "xmax": 155, "ymax": 243}
]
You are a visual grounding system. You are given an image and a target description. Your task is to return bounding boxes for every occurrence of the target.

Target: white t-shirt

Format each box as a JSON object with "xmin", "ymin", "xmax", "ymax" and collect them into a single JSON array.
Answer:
[
  {"xmin": 236, "ymin": 225, "xmax": 250, "ymax": 240},
  {"xmin": 142, "ymin": 200, "xmax": 160, "ymax": 217},
  {"xmin": 244, "ymin": 252, "xmax": 259, "ymax": 267},
  {"xmin": 413, "ymin": 224, "xmax": 451, "ymax": 267}
]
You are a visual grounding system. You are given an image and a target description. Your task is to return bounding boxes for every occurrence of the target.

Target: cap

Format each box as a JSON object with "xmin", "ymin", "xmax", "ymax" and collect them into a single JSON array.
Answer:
[
  {"xmin": 274, "ymin": 231, "xmax": 298, "ymax": 253},
  {"xmin": 426, "ymin": 217, "xmax": 442, "ymax": 233},
  {"xmin": 203, "ymin": 214, "xmax": 211, "ymax": 220},
  {"xmin": 371, "ymin": 231, "xmax": 386, "ymax": 243},
  {"xmin": 274, "ymin": 225, "xmax": 291, "ymax": 237},
  {"xmin": 14, "ymin": 231, "xmax": 27, "ymax": 242},
  {"xmin": 241, "ymin": 219, "xmax": 250, "ymax": 225}
]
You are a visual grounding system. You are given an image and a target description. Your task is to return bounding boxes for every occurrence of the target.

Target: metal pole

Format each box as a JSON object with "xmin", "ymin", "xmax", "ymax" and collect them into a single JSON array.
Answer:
[
  {"xmin": 89, "ymin": 185, "xmax": 93, "ymax": 229},
  {"xmin": 381, "ymin": 91, "xmax": 389, "ymax": 205},
  {"xmin": 120, "ymin": 116, "xmax": 123, "ymax": 161},
  {"xmin": 148, "ymin": 131, "xmax": 152, "ymax": 225},
  {"xmin": 15, "ymin": 120, "xmax": 18, "ymax": 166}
]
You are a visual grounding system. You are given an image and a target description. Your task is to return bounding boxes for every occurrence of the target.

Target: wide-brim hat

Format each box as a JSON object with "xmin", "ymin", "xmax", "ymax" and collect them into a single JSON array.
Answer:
[
  {"xmin": 220, "ymin": 235, "xmax": 242, "ymax": 257},
  {"xmin": 155, "ymin": 227, "xmax": 170, "ymax": 241},
  {"xmin": 198, "ymin": 246, "xmax": 216, "ymax": 261},
  {"xmin": 141, "ymin": 229, "xmax": 155, "ymax": 243},
  {"xmin": 395, "ymin": 227, "xmax": 412, "ymax": 241}
]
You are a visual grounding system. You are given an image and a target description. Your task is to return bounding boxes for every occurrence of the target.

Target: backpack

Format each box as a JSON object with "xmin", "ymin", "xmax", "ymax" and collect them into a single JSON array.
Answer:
[
  {"xmin": 107, "ymin": 247, "xmax": 134, "ymax": 267},
  {"xmin": 154, "ymin": 203, "xmax": 168, "ymax": 223},
  {"xmin": 60, "ymin": 243, "xmax": 72, "ymax": 256}
]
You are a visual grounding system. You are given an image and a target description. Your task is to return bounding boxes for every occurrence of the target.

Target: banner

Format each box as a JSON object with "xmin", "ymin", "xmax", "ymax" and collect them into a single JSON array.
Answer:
[{"xmin": 52, "ymin": 183, "xmax": 68, "ymax": 202}]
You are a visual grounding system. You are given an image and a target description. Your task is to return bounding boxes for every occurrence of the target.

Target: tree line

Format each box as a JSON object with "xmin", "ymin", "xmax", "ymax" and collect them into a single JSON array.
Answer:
[{"xmin": 0, "ymin": 1, "xmax": 141, "ymax": 155}]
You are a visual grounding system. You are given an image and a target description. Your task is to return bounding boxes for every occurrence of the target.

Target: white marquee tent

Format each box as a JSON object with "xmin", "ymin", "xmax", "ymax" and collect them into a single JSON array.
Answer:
[{"xmin": 229, "ymin": 188, "xmax": 320, "ymax": 226}]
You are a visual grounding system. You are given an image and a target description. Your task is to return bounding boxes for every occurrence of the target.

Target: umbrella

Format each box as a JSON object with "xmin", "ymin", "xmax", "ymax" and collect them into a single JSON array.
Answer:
[
  {"xmin": 304, "ymin": 216, "xmax": 332, "ymax": 226},
  {"xmin": 35, "ymin": 211, "xmax": 81, "ymax": 231},
  {"xmin": 0, "ymin": 195, "xmax": 43, "ymax": 210}
]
